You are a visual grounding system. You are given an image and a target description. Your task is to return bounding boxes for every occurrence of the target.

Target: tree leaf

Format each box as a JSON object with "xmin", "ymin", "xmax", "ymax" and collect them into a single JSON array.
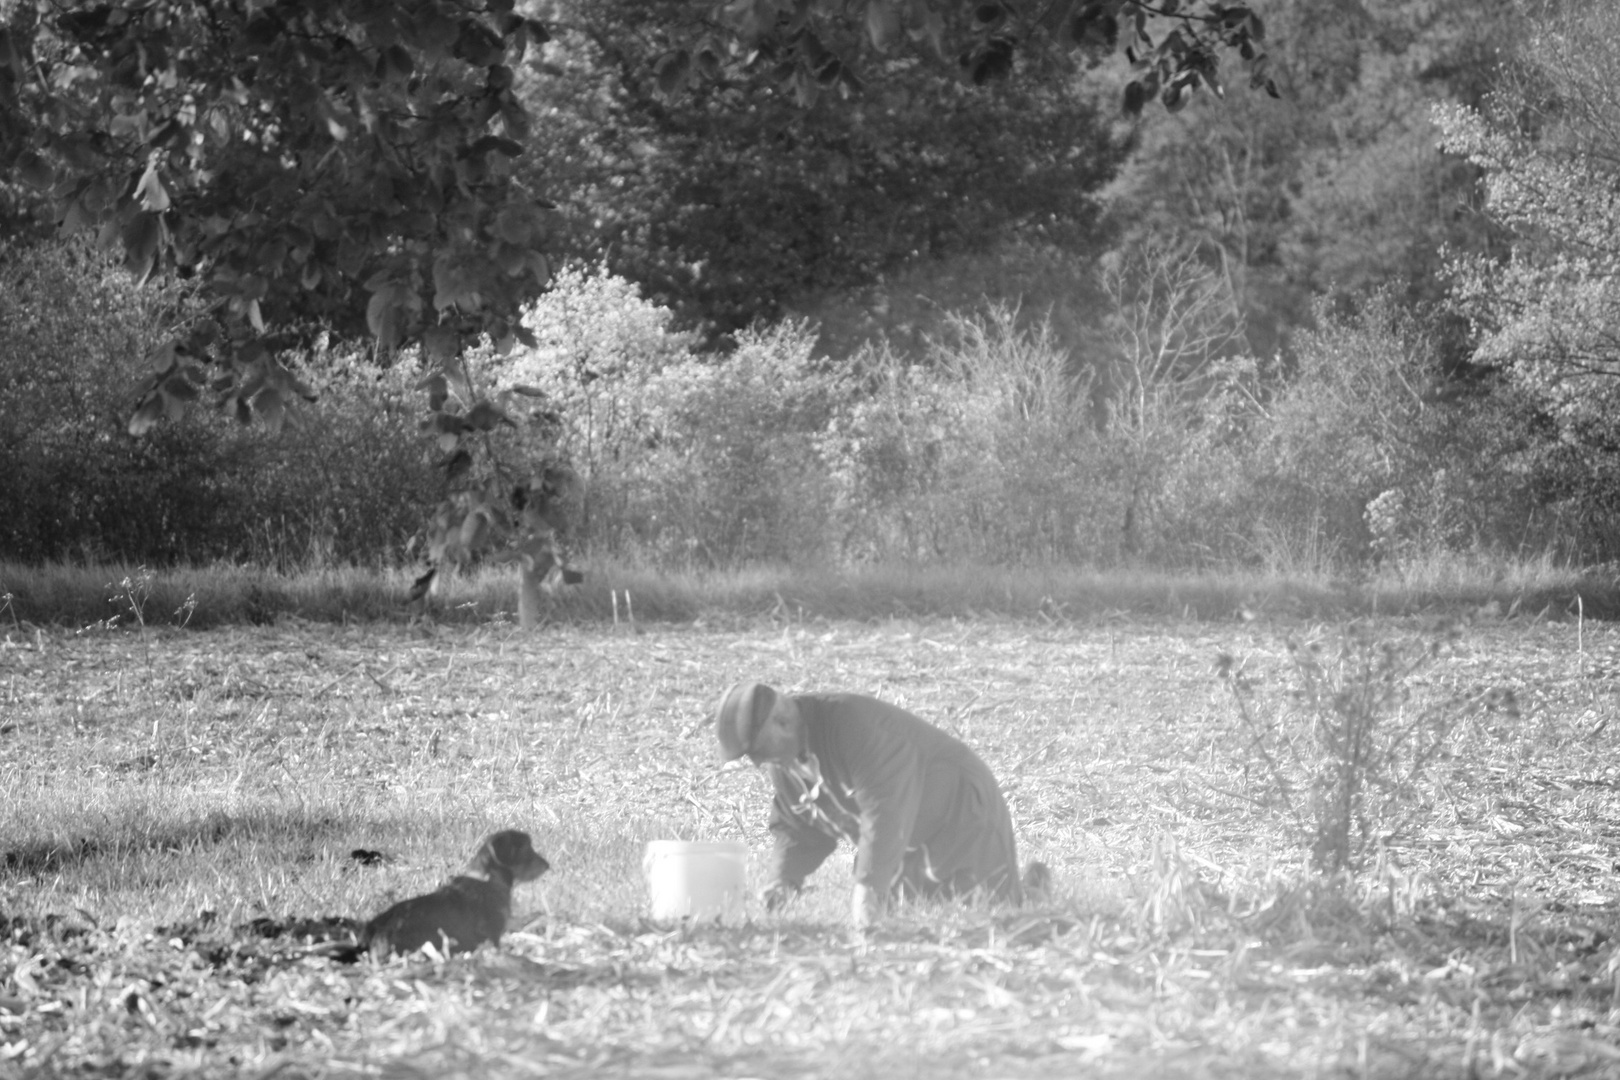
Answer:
[
  {"xmin": 433, "ymin": 254, "xmax": 482, "ymax": 312},
  {"xmin": 465, "ymin": 400, "xmax": 514, "ymax": 431},
  {"xmin": 1123, "ymin": 80, "xmax": 1148, "ymax": 116},
  {"xmin": 122, "ymin": 212, "xmax": 163, "ymax": 283},
  {"xmin": 422, "ymin": 326, "xmax": 459, "ymax": 363},
  {"xmin": 655, "ymin": 49, "xmax": 691, "ymax": 94},
  {"xmin": 366, "ymin": 283, "xmax": 410, "ymax": 349},
  {"xmin": 148, "ymin": 340, "xmax": 179, "ymax": 374},
  {"xmin": 1076, "ymin": 13, "xmax": 1118, "ymax": 50},
  {"xmin": 493, "ymin": 204, "xmax": 537, "ymax": 245},
  {"xmin": 206, "ymin": 107, "xmax": 231, "ymax": 145},
  {"xmin": 60, "ymin": 199, "xmax": 94, "ymax": 235},
  {"xmin": 127, "ymin": 395, "xmax": 164, "ymax": 436},
  {"xmin": 17, "ymin": 152, "xmax": 54, "ymax": 190},
  {"xmin": 162, "ymin": 373, "xmax": 200, "ymax": 402},
  {"xmin": 493, "ymin": 242, "xmax": 528, "ymax": 276},
  {"xmin": 867, "ymin": 0, "xmax": 901, "ymax": 50},
  {"xmin": 427, "ymin": 410, "xmax": 467, "ymax": 437},
  {"xmin": 363, "ymin": 266, "xmax": 397, "ymax": 293},
  {"xmin": 970, "ymin": 39, "xmax": 1014, "ymax": 84},
  {"xmin": 468, "ymin": 134, "xmax": 525, "ymax": 158},
  {"xmin": 383, "ymin": 43, "xmax": 414, "ymax": 82},
  {"xmin": 365, "ymin": 287, "xmax": 392, "ymax": 338},
  {"xmin": 96, "ymin": 214, "xmax": 121, "ymax": 252},
  {"xmin": 416, "ymin": 373, "xmax": 449, "ymax": 412},
  {"xmin": 444, "ymin": 448, "xmax": 472, "ymax": 482}
]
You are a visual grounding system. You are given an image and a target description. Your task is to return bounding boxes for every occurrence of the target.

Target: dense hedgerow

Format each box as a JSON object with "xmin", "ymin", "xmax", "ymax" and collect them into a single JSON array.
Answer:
[
  {"xmin": 483, "ymin": 268, "xmax": 840, "ymax": 566},
  {"xmin": 3, "ymin": 245, "xmax": 1608, "ymax": 572},
  {"xmin": 2, "ymin": 237, "xmax": 218, "ymax": 564},
  {"xmin": 0, "ymin": 239, "xmax": 435, "ymax": 567}
]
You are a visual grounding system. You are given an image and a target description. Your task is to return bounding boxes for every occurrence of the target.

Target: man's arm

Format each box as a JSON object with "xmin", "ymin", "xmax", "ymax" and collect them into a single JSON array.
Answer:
[{"xmin": 765, "ymin": 782, "xmax": 839, "ymax": 905}]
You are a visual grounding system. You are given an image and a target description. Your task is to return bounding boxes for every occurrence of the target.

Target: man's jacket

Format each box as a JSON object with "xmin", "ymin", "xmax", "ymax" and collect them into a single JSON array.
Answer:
[{"xmin": 766, "ymin": 692, "xmax": 1024, "ymax": 903}]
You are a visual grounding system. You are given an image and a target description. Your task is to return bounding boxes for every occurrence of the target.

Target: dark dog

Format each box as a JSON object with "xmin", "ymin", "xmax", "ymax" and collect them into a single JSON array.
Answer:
[{"xmin": 360, "ymin": 830, "xmax": 549, "ymax": 958}]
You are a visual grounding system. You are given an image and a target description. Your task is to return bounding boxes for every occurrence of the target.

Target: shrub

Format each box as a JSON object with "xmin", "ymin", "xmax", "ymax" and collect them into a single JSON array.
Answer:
[
  {"xmin": 233, "ymin": 343, "xmax": 437, "ymax": 569},
  {"xmin": 630, "ymin": 321, "xmax": 844, "ymax": 566},
  {"xmin": 1220, "ymin": 625, "xmax": 1498, "ymax": 873},
  {"xmin": 819, "ymin": 343, "xmax": 970, "ymax": 562},
  {"xmin": 820, "ymin": 308, "xmax": 1116, "ymax": 565},
  {"xmin": 1229, "ymin": 295, "xmax": 1452, "ymax": 566},
  {"xmin": 486, "ymin": 264, "xmax": 697, "ymax": 560},
  {"xmin": 0, "ymin": 236, "xmax": 227, "ymax": 563},
  {"xmin": 0, "ymin": 237, "xmax": 436, "ymax": 568},
  {"xmin": 491, "ymin": 270, "xmax": 843, "ymax": 566},
  {"xmin": 10, "ymin": 243, "xmax": 1601, "ymax": 576}
]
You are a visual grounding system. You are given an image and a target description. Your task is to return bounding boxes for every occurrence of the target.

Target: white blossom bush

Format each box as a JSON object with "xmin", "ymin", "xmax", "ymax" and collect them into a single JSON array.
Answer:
[
  {"xmin": 489, "ymin": 269, "xmax": 840, "ymax": 564},
  {"xmin": 1433, "ymin": 1, "xmax": 1620, "ymax": 394},
  {"xmin": 634, "ymin": 321, "xmax": 843, "ymax": 565},
  {"xmin": 1432, "ymin": 5, "xmax": 1620, "ymax": 555}
]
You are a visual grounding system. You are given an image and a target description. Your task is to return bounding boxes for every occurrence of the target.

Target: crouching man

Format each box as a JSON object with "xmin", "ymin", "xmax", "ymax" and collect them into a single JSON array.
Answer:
[{"xmin": 715, "ymin": 681, "xmax": 1041, "ymax": 930}]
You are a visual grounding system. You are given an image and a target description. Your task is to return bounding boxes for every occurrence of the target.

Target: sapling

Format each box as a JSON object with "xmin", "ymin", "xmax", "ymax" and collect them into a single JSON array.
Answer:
[{"xmin": 1219, "ymin": 622, "xmax": 1511, "ymax": 873}]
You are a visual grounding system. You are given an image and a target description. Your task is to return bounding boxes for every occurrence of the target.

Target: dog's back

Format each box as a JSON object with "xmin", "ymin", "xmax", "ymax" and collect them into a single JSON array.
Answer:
[{"xmin": 361, "ymin": 830, "xmax": 549, "ymax": 958}]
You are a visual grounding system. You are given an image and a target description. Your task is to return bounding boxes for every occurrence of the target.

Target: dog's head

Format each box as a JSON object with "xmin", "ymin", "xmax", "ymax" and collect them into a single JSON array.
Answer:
[{"xmin": 468, "ymin": 830, "xmax": 551, "ymax": 884}]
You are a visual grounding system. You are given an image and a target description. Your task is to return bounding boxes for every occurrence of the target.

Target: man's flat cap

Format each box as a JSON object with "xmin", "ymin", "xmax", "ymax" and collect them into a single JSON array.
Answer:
[{"xmin": 715, "ymin": 681, "xmax": 778, "ymax": 761}]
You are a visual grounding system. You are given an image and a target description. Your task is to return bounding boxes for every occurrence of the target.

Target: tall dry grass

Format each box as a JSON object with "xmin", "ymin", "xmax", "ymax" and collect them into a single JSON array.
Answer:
[{"xmin": 3, "ymin": 554, "xmax": 1615, "ymax": 633}]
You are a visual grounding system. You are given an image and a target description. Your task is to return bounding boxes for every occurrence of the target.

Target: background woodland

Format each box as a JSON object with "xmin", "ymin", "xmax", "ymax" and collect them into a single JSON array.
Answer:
[{"xmin": 4, "ymin": 0, "xmax": 1618, "ymax": 578}]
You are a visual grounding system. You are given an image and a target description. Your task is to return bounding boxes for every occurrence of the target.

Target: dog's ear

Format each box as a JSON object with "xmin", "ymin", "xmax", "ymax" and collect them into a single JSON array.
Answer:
[{"xmin": 486, "ymin": 830, "xmax": 535, "ymax": 869}]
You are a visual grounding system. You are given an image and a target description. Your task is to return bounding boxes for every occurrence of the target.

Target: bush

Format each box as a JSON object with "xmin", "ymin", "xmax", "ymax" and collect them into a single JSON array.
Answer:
[
  {"xmin": 482, "ymin": 263, "xmax": 699, "ymax": 556},
  {"xmin": 7, "ymin": 245, "xmax": 1607, "ymax": 576},
  {"xmin": 1220, "ymin": 625, "xmax": 1511, "ymax": 874},
  {"xmin": 634, "ymin": 321, "xmax": 843, "ymax": 565},
  {"xmin": 490, "ymin": 269, "xmax": 845, "ymax": 566},
  {"xmin": 819, "ymin": 344, "xmax": 970, "ymax": 562},
  {"xmin": 1250, "ymin": 297, "xmax": 1444, "ymax": 558},
  {"xmin": 233, "ymin": 343, "xmax": 438, "ymax": 570},
  {"xmin": 0, "ymin": 237, "xmax": 436, "ymax": 567},
  {"xmin": 821, "ymin": 308, "xmax": 1119, "ymax": 565},
  {"xmin": 0, "ymin": 236, "xmax": 224, "ymax": 563}
]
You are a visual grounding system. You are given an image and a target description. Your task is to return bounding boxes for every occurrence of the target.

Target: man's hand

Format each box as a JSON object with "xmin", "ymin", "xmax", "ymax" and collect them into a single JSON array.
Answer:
[
  {"xmin": 763, "ymin": 882, "xmax": 797, "ymax": 912},
  {"xmin": 850, "ymin": 883, "xmax": 881, "ymax": 931}
]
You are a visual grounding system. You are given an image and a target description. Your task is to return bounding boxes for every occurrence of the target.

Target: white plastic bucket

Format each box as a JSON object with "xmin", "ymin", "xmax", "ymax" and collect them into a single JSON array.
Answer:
[{"xmin": 643, "ymin": 840, "xmax": 748, "ymax": 922}]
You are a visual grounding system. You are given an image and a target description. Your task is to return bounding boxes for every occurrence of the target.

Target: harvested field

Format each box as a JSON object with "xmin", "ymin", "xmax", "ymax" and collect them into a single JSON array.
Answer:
[{"xmin": 2, "ymin": 612, "xmax": 1618, "ymax": 1078}]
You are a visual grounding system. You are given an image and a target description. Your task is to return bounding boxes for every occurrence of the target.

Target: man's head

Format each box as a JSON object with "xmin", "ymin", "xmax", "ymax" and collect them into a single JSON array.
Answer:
[{"xmin": 715, "ymin": 681, "xmax": 803, "ymax": 764}]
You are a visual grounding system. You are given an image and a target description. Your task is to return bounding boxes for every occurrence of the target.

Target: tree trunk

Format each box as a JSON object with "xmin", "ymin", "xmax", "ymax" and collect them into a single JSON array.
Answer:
[{"xmin": 518, "ymin": 564, "xmax": 545, "ymax": 629}]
